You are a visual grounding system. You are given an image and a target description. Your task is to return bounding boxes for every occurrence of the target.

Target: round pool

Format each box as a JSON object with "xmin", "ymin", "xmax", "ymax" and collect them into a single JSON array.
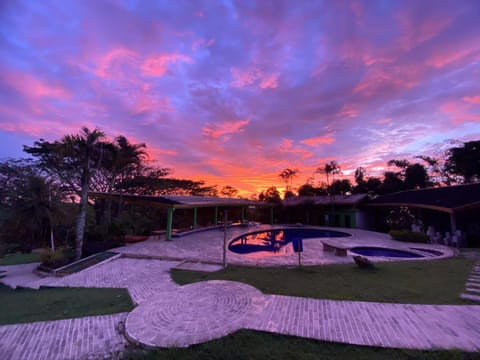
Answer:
[
  {"xmin": 350, "ymin": 247, "xmax": 424, "ymax": 258},
  {"xmin": 229, "ymin": 228, "xmax": 350, "ymax": 255}
]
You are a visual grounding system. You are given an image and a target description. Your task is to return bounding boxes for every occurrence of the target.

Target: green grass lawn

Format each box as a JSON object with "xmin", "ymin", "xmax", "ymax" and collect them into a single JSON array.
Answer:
[
  {"xmin": 172, "ymin": 256, "xmax": 475, "ymax": 304},
  {"xmin": 0, "ymin": 253, "xmax": 42, "ymax": 266},
  {"xmin": 0, "ymin": 285, "xmax": 134, "ymax": 325},
  {"xmin": 123, "ymin": 329, "xmax": 479, "ymax": 360}
]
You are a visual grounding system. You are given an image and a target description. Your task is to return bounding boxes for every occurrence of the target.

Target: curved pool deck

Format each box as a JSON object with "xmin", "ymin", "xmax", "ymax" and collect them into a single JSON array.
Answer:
[{"xmin": 113, "ymin": 225, "xmax": 455, "ymax": 267}]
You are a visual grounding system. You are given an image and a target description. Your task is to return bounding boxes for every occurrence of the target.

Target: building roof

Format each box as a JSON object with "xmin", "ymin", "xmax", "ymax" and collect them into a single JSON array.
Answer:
[
  {"xmin": 365, "ymin": 183, "xmax": 480, "ymax": 213},
  {"xmin": 88, "ymin": 192, "xmax": 268, "ymax": 209},
  {"xmin": 283, "ymin": 194, "xmax": 368, "ymax": 207}
]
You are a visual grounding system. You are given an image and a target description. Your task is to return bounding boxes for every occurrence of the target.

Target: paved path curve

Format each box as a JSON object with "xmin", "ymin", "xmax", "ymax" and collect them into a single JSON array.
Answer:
[{"xmin": 2, "ymin": 257, "xmax": 480, "ymax": 359}]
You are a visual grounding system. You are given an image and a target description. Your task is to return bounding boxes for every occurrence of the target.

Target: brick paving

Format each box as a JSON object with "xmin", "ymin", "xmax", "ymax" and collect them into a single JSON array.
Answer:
[
  {"xmin": 0, "ymin": 230, "xmax": 476, "ymax": 359},
  {"xmin": 0, "ymin": 313, "xmax": 128, "ymax": 360},
  {"xmin": 31, "ymin": 257, "xmax": 180, "ymax": 304},
  {"xmin": 126, "ymin": 280, "xmax": 266, "ymax": 348}
]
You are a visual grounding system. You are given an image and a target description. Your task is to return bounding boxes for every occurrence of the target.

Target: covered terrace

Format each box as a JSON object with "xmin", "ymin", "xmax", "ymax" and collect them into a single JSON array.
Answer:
[
  {"xmin": 364, "ymin": 183, "xmax": 480, "ymax": 245},
  {"xmin": 88, "ymin": 192, "xmax": 274, "ymax": 240}
]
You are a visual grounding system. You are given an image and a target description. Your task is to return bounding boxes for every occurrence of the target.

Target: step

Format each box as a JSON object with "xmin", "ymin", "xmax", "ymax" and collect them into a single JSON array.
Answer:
[
  {"xmin": 461, "ymin": 293, "xmax": 480, "ymax": 302},
  {"xmin": 466, "ymin": 282, "xmax": 480, "ymax": 289},
  {"xmin": 465, "ymin": 287, "xmax": 480, "ymax": 294}
]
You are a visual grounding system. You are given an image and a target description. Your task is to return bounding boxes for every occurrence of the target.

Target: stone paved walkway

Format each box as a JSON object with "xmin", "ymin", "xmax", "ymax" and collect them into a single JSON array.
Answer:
[
  {"xmin": 1, "ymin": 248, "xmax": 479, "ymax": 358},
  {"xmin": 0, "ymin": 313, "xmax": 128, "ymax": 360}
]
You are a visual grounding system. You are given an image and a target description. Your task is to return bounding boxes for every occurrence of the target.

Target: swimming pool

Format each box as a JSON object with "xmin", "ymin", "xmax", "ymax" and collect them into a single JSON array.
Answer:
[
  {"xmin": 350, "ymin": 247, "xmax": 424, "ymax": 258},
  {"xmin": 228, "ymin": 228, "xmax": 350, "ymax": 256}
]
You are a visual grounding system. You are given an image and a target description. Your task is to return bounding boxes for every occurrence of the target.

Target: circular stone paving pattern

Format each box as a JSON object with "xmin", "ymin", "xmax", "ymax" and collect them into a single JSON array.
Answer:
[{"xmin": 125, "ymin": 280, "xmax": 266, "ymax": 348}]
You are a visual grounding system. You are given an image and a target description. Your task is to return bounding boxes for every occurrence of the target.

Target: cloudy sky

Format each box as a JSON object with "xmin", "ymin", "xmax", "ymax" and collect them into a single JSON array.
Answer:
[{"xmin": 1, "ymin": 0, "xmax": 479, "ymax": 196}]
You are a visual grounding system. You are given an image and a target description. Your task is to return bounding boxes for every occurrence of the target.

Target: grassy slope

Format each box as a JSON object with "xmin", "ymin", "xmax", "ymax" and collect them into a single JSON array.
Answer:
[
  {"xmin": 172, "ymin": 257, "xmax": 475, "ymax": 304},
  {"xmin": 123, "ymin": 330, "xmax": 479, "ymax": 360},
  {"xmin": 0, "ymin": 285, "xmax": 134, "ymax": 325}
]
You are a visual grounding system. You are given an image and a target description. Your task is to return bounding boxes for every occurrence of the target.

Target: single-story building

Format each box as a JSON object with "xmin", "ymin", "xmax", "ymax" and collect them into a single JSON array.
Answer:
[
  {"xmin": 88, "ymin": 192, "xmax": 274, "ymax": 240},
  {"xmin": 283, "ymin": 194, "xmax": 369, "ymax": 228},
  {"xmin": 364, "ymin": 183, "xmax": 480, "ymax": 246}
]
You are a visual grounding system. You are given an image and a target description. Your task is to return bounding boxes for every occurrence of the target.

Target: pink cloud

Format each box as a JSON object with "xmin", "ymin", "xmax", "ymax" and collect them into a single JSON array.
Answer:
[
  {"xmin": 192, "ymin": 38, "xmax": 215, "ymax": 51},
  {"xmin": 202, "ymin": 119, "xmax": 249, "ymax": 139},
  {"xmin": 95, "ymin": 48, "xmax": 138, "ymax": 79},
  {"xmin": 426, "ymin": 48, "xmax": 474, "ymax": 69},
  {"xmin": 141, "ymin": 53, "xmax": 193, "ymax": 76},
  {"xmin": 441, "ymin": 101, "xmax": 480, "ymax": 124},
  {"xmin": 2, "ymin": 71, "xmax": 71, "ymax": 100},
  {"xmin": 376, "ymin": 118, "xmax": 392, "ymax": 124},
  {"xmin": 301, "ymin": 135, "xmax": 335, "ymax": 147},
  {"xmin": 230, "ymin": 66, "xmax": 279, "ymax": 89},
  {"xmin": 353, "ymin": 66, "xmax": 419, "ymax": 98},
  {"xmin": 259, "ymin": 73, "xmax": 279, "ymax": 89},
  {"xmin": 397, "ymin": 11, "xmax": 452, "ymax": 51},
  {"xmin": 464, "ymin": 95, "xmax": 480, "ymax": 104}
]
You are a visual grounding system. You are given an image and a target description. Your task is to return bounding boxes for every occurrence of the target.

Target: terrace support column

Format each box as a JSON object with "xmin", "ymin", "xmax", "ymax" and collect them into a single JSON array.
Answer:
[
  {"xmin": 193, "ymin": 207, "xmax": 198, "ymax": 230},
  {"xmin": 241, "ymin": 207, "xmax": 245, "ymax": 222},
  {"xmin": 214, "ymin": 206, "xmax": 218, "ymax": 225},
  {"xmin": 449, "ymin": 212, "xmax": 457, "ymax": 234},
  {"xmin": 270, "ymin": 207, "xmax": 274, "ymax": 225},
  {"xmin": 166, "ymin": 208, "xmax": 174, "ymax": 241}
]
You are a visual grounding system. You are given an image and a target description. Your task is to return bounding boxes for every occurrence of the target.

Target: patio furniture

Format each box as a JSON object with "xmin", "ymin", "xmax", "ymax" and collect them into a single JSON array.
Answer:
[
  {"xmin": 353, "ymin": 255, "xmax": 374, "ymax": 269},
  {"xmin": 321, "ymin": 239, "xmax": 348, "ymax": 256}
]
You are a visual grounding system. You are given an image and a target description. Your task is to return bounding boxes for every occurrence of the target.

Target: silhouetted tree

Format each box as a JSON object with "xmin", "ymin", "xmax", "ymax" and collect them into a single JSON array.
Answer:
[
  {"xmin": 444, "ymin": 140, "xmax": 480, "ymax": 183},
  {"xmin": 259, "ymin": 186, "xmax": 282, "ymax": 204},
  {"xmin": 279, "ymin": 168, "xmax": 299, "ymax": 195},
  {"xmin": 24, "ymin": 127, "xmax": 110, "ymax": 260},
  {"xmin": 220, "ymin": 185, "xmax": 239, "ymax": 198},
  {"xmin": 316, "ymin": 161, "xmax": 341, "ymax": 191},
  {"xmin": 380, "ymin": 171, "xmax": 404, "ymax": 194},
  {"xmin": 404, "ymin": 163, "xmax": 430, "ymax": 189},
  {"xmin": 329, "ymin": 179, "xmax": 352, "ymax": 195}
]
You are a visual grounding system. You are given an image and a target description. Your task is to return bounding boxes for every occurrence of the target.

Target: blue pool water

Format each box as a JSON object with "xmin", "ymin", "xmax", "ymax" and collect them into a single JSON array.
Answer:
[
  {"xmin": 350, "ymin": 247, "xmax": 424, "ymax": 258},
  {"xmin": 228, "ymin": 228, "xmax": 350, "ymax": 256}
]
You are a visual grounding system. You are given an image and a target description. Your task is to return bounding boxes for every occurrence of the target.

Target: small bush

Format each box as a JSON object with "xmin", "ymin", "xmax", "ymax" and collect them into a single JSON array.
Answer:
[
  {"xmin": 40, "ymin": 247, "xmax": 75, "ymax": 269},
  {"xmin": 389, "ymin": 230, "xmax": 429, "ymax": 243}
]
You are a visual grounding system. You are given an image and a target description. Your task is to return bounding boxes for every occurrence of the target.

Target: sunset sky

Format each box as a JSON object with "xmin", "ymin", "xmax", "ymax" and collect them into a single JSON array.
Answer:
[{"xmin": 1, "ymin": 0, "xmax": 479, "ymax": 196}]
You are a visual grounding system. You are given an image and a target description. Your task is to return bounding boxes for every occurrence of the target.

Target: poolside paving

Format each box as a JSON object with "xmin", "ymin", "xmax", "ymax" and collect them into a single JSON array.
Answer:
[
  {"xmin": 0, "ymin": 228, "xmax": 476, "ymax": 359},
  {"xmin": 114, "ymin": 225, "xmax": 454, "ymax": 267}
]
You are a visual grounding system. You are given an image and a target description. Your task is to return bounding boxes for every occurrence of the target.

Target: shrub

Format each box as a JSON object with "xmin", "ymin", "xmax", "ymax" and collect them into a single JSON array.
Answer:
[
  {"xmin": 40, "ymin": 247, "xmax": 75, "ymax": 269},
  {"xmin": 389, "ymin": 230, "xmax": 429, "ymax": 243}
]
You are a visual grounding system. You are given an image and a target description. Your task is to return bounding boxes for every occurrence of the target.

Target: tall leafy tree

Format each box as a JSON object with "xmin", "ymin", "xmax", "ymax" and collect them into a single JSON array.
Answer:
[
  {"xmin": 329, "ymin": 179, "xmax": 352, "ymax": 195},
  {"xmin": 220, "ymin": 185, "xmax": 239, "ymax": 198},
  {"xmin": 316, "ymin": 161, "xmax": 341, "ymax": 191},
  {"xmin": 404, "ymin": 163, "xmax": 430, "ymax": 189},
  {"xmin": 279, "ymin": 168, "xmax": 299, "ymax": 195},
  {"xmin": 0, "ymin": 159, "xmax": 66, "ymax": 251},
  {"xmin": 380, "ymin": 171, "xmax": 404, "ymax": 194},
  {"xmin": 259, "ymin": 186, "xmax": 282, "ymax": 204},
  {"xmin": 24, "ymin": 127, "xmax": 109, "ymax": 260},
  {"xmin": 444, "ymin": 140, "xmax": 480, "ymax": 183}
]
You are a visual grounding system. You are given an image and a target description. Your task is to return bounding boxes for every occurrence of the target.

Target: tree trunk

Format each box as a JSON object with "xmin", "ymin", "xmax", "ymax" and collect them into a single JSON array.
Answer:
[{"xmin": 74, "ymin": 180, "xmax": 89, "ymax": 260}]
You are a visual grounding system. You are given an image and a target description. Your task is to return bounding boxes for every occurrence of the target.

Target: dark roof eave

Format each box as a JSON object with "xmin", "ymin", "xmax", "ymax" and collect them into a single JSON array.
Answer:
[
  {"xmin": 87, "ymin": 191, "xmax": 271, "ymax": 208},
  {"xmin": 364, "ymin": 202, "xmax": 454, "ymax": 214}
]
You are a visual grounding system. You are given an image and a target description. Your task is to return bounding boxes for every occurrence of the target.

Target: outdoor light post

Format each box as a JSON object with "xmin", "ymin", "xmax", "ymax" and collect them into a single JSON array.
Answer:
[{"xmin": 223, "ymin": 210, "xmax": 228, "ymax": 268}]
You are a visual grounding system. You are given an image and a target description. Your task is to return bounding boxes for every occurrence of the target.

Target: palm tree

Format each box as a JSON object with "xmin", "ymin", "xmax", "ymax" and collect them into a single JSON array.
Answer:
[
  {"xmin": 316, "ymin": 161, "xmax": 340, "ymax": 190},
  {"xmin": 25, "ymin": 127, "xmax": 109, "ymax": 260},
  {"xmin": 279, "ymin": 168, "xmax": 299, "ymax": 195},
  {"xmin": 316, "ymin": 161, "xmax": 341, "ymax": 225},
  {"xmin": 9, "ymin": 175, "xmax": 64, "ymax": 251},
  {"xmin": 104, "ymin": 136, "xmax": 147, "ymax": 223}
]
